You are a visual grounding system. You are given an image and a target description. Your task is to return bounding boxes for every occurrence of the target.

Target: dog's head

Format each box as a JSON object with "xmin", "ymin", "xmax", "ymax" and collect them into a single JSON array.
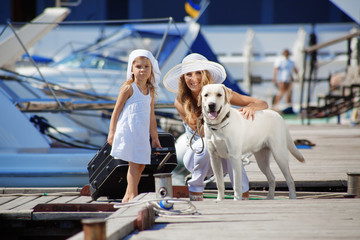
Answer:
[{"xmin": 198, "ymin": 84, "xmax": 232, "ymax": 122}]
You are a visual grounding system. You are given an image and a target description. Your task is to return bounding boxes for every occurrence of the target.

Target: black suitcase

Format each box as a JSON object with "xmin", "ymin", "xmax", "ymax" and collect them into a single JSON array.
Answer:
[{"xmin": 88, "ymin": 132, "xmax": 177, "ymax": 200}]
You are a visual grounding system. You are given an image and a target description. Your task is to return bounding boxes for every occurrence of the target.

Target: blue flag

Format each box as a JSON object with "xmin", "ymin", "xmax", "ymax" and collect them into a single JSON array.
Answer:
[{"xmin": 185, "ymin": 0, "xmax": 201, "ymax": 18}]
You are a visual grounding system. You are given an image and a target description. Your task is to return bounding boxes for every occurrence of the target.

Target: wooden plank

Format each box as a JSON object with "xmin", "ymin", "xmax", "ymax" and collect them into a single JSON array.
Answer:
[
  {"xmin": 32, "ymin": 212, "xmax": 112, "ymax": 221},
  {"xmin": 0, "ymin": 209, "xmax": 33, "ymax": 220},
  {"xmin": 0, "ymin": 196, "xmax": 38, "ymax": 210},
  {"xmin": 0, "ymin": 196, "xmax": 17, "ymax": 205},
  {"xmin": 67, "ymin": 196, "xmax": 93, "ymax": 204},
  {"xmin": 47, "ymin": 196, "xmax": 79, "ymax": 204},
  {"xmin": 0, "ymin": 187, "xmax": 82, "ymax": 194},
  {"xmin": 11, "ymin": 196, "xmax": 58, "ymax": 211}
]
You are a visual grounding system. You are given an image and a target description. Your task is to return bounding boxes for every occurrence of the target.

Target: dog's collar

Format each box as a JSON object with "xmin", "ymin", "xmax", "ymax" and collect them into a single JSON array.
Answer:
[{"xmin": 207, "ymin": 111, "xmax": 230, "ymax": 131}]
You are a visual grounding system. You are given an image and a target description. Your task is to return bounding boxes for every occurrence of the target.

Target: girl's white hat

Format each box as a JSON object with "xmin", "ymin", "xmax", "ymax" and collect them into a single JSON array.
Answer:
[
  {"xmin": 127, "ymin": 49, "xmax": 161, "ymax": 86},
  {"xmin": 162, "ymin": 53, "xmax": 226, "ymax": 93}
]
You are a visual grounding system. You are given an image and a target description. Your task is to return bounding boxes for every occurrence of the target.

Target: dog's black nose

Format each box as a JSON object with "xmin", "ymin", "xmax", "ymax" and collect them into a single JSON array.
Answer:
[{"xmin": 208, "ymin": 102, "xmax": 216, "ymax": 111}]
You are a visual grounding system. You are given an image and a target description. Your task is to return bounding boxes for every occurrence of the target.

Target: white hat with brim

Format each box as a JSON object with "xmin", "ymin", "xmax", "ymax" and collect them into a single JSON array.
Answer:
[
  {"xmin": 163, "ymin": 53, "xmax": 226, "ymax": 93},
  {"xmin": 127, "ymin": 49, "xmax": 161, "ymax": 86}
]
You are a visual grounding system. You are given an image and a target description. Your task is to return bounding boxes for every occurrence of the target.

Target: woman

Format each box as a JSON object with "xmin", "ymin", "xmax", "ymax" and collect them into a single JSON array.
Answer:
[{"xmin": 163, "ymin": 53, "xmax": 268, "ymax": 201}]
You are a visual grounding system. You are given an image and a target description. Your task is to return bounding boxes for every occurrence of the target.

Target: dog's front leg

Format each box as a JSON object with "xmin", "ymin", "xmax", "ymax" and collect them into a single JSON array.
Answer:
[
  {"xmin": 229, "ymin": 154, "xmax": 243, "ymax": 200},
  {"xmin": 209, "ymin": 152, "xmax": 225, "ymax": 201}
]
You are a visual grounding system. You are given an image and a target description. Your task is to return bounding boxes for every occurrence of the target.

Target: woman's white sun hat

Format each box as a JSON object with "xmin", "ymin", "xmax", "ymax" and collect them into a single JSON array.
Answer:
[
  {"xmin": 127, "ymin": 49, "xmax": 161, "ymax": 87},
  {"xmin": 162, "ymin": 53, "xmax": 226, "ymax": 93}
]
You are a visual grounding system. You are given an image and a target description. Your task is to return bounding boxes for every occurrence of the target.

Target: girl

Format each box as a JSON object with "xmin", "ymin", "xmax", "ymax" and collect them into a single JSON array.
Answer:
[
  {"xmin": 163, "ymin": 53, "xmax": 268, "ymax": 200},
  {"xmin": 108, "ymin": 49, "xmax": 162, "ymax": 203}
]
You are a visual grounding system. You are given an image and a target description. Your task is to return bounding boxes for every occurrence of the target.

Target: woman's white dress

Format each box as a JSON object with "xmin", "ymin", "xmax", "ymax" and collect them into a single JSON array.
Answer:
[{"xmin": 110, "ymin": 82, "xmax": 151, "ymax": 164}]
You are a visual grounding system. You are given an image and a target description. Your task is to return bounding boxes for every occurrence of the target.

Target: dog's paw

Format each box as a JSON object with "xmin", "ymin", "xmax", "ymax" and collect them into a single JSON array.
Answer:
[
  {"xmin": 266, "ymin": 196, "xmax": 275, "ymax": 200},
  {"xmin": 216, "ymin": 196, "xmax": 225, "ymax": 201}
]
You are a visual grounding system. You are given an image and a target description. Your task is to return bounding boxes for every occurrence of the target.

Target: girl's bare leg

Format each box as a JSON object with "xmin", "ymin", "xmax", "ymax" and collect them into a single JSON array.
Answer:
[{"xmin": 122, "ymin": 162, "xmax": 145, "ymax": 203}]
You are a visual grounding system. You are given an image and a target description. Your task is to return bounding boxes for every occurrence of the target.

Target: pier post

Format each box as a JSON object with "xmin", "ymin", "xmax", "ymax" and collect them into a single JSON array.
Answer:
[
  {"xmin": 82, "ymin": 218, "xmax": 106, "ymax": 240},
  {"xmin": 347, "ymin": 172, "xmax": 360, "ymax": 197}
]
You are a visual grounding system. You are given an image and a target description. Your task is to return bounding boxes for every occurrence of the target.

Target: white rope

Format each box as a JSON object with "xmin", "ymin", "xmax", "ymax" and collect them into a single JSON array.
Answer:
[
  {"xmin": 114, "ymin": 198, "xmax": 198, "ymax": 216},
  {"xmin": 150, "ymin": 198, "xmax": 198, "ymax": 216}
]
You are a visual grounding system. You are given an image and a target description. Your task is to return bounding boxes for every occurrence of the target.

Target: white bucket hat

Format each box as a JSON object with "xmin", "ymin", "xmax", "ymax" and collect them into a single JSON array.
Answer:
[
  {"xmin": 127, "ymin": 49, "xmax": 161, "ymax": 87},
  {"xmin": 163, "ymin": 53, "xmax": 226, "ymax": 93}
]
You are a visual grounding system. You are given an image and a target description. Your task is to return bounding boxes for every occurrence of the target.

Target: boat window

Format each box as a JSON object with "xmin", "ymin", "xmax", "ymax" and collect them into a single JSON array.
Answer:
[
  {"xmin": 88, "ymin": 32, "xmax": 181, "ymax": 69},
  {"xmin": 53, "ymin": 54, "xmax": 87, "ymax": 68}
]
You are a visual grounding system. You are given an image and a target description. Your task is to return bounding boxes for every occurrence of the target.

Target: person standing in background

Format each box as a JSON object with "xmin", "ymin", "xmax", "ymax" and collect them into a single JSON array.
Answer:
[{"xmin": 272, "ymin": 49, "xmax": 299, "ymax": 113}]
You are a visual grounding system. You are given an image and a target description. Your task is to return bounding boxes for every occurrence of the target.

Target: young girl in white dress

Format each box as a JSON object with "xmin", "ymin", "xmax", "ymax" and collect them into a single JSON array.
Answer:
[{"xmin": 107, "ymin": 49, "xmax": 162, "ymax": 203}]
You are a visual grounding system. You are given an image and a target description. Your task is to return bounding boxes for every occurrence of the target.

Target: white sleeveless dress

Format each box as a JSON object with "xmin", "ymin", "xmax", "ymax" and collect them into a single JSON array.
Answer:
[{"xmin": 110, "ymin": 82, "xmax": 152, "ymax": 164}]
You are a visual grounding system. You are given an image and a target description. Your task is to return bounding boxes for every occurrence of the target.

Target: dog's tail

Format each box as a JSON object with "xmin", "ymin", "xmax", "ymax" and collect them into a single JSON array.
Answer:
[{"xmin": 287, "ymin": 130, "xmax": 305, "ymax": 163}]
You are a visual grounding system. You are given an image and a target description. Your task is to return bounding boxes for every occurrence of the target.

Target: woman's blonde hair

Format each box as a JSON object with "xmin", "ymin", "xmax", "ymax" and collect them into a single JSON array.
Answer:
[
  {"xmin": 123, "ymin": 56, "xmax": 156, "ymax": 100},
  {"xmin": 177, "ymin": 70, "xmax": 214, "ymax": 124}
]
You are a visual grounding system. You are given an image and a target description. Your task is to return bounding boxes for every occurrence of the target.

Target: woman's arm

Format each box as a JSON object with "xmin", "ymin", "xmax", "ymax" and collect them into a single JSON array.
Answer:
[
  {"xmin": 107, "ymin": 85, "xmax": 132, "ymax": 145},
  {"xmin": 174, "ymin": 98, "xmax": 186, "ymax": 121},
  {"xmin": 174, "ymin": 98, "xmax": 197, "ymax": 130},
  {"xmin": 175, "ymin": 98, "xmax": 204, "ymax": 136},
  {"xmin": 230, "ymin": 90, "xmax": 268, "ymax": 120}
]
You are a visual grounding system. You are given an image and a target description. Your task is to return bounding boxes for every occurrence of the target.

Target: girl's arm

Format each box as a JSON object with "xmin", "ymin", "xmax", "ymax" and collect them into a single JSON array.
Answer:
[
  {"xmin": 150, "ymin": 97, "xmax": 162, "ymax": 148},
  {"xmin": 230, "ymin": 90, "xmax": 268, "ymax": 121},
  {"xmin": 107, "ymin": 85, "xmax": 132, "ymax": 145}
]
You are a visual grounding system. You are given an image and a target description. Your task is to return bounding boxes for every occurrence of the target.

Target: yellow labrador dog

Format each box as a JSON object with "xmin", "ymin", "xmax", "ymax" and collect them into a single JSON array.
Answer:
[{"xmin": 199, "ymin": 84, "xmax": 305, "ymax": 200}]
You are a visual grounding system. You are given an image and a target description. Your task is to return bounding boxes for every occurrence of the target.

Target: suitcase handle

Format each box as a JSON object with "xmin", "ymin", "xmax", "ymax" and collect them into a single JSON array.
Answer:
[
  {"xmin": 156, "ymin": 152, "xmax": 173, "ymax": 171},
  {"xmin": 152, "ymin": 147, "xmax": 175, "ymax": 152}
]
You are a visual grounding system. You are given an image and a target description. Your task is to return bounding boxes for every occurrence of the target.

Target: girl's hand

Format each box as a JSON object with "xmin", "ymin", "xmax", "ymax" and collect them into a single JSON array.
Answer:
[
  {"xmin": 152, "ymin": 138, "xmax": 162, "ymax": 148},
  {"xmin": 239, "ymin": 106, "xmax": 256, "ymax": 121},
  {"xmin": 107, "ymin": 132, "xmax": 114, "ymax": 146}
]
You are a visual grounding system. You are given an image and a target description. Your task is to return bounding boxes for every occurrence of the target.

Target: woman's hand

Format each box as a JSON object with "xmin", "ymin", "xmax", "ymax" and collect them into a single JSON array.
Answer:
[{"xmin": 239, "ymin": 105, "xmax": 256, "ymax": 120}]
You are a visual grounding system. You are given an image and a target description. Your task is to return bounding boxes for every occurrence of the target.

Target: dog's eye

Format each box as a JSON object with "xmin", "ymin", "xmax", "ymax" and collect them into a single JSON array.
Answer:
[
  {"xmin": 204, "ymin": 93, "xmax": 208, "ymax": 97},
  {"xmin": 217, "ymin": 93, "xmax": 222, "ymax": 97}
]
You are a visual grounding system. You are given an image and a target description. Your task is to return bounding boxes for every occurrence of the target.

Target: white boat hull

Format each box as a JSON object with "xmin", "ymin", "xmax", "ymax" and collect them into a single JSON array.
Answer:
[{"xmin": 0, "ymin": 150, "xmax": 94, "ymax": 187}]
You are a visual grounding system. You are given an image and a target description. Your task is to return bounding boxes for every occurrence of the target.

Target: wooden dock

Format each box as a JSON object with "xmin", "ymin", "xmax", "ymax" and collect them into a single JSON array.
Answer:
[
  {"xmin": 0, "ymin": 187, "xmax": 116, "ymax": 239},
  {"xmin": 126, "ymin": 193, "xmax": 360, "ymax": 240},
  {"xmin": 114, "ymin": 124, "xmax": 360, "ymax": 239},
  {"xmin": 245, "ymin": 123, "xmax": 360, "ymax": 191},
  {"xmin": 0, "ymin": 124, "xmax": 360, "ymax": 239}
]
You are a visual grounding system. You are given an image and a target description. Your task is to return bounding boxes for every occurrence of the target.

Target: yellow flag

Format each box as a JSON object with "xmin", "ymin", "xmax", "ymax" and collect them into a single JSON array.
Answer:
[{"xmin": 185, "ymin": 1, "xmax": 200, "ymax": 18}]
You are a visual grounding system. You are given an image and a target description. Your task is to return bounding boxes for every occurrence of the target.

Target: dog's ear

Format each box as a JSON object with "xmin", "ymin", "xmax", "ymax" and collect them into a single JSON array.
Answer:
[{"xmin": 223, "ymin": 85, "xmax": 232, "ymax": 103}]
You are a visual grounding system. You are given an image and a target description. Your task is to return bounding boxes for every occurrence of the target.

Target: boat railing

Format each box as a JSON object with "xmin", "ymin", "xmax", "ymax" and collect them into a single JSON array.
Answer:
[{"xmin": 300, "ymin": 29, "xmax": 360, "ymax": 124}]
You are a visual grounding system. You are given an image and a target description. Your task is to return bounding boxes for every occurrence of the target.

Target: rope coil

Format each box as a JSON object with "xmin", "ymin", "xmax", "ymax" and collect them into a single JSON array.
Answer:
[{"xmin": 189, "ymin": 115, "xmax": 205, "ymax": 154}]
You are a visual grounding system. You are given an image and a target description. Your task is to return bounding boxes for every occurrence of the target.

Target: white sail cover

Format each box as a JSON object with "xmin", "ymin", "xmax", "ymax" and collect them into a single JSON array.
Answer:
[{"xmin": 330, "ymin": 0, "xmax": 360, "ymax": 24}]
